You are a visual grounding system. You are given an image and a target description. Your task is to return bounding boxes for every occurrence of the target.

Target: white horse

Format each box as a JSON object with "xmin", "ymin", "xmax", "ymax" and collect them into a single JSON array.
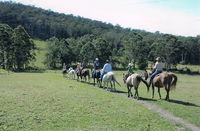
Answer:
[
  {"xmin": 67, "ymin": 68, "xmax": 76, "ymax": 79},
  {"xmin": 101, "ymin": 72, "xmax": 121, "ymax": 91},
  {"xmin": 125, "ymin": 73, "xmax": 148, "ymax": 99}
]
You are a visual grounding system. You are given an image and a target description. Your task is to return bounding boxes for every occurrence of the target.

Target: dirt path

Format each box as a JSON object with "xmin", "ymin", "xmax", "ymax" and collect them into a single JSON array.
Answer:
[
  {"xmin": 109, "ymin": 90, "xmax": 200, "ymax": 131},
  {"xmin": 136, "ymin": 99, "xmax": 200, "ymax": 131}
]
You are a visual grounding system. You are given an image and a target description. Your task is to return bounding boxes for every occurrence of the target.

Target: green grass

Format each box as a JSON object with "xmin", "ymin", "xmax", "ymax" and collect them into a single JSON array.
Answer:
[
  {"xmin": 30, "ymin": 40, "xmax": 48, "ymax": 69},
  {"xmin": 114, "ymin": 71, "xmax": 200, "ymax": 128},
  {"xmin": 0, "ymin": 72, "xmax": 187, "ymax": 131}
]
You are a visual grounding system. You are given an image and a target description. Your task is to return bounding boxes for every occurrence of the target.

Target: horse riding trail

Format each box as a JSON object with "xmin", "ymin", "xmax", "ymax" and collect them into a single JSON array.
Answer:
[{"xmin": 110, "ymin": 91, "xmax": 200, "ymax": 131}]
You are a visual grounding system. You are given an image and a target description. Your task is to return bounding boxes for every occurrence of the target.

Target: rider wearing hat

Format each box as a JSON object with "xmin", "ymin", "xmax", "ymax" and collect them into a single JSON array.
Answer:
[
  {"xmin": 127, "ymin": 63, "xmax": 134, "ymax": 75},
  {"xmin": 93, "ymin": 58, "xmax": 100, "ymax": 70},
  {"xmin": 148, "ymin": 57, "xmax": 164, "ymax": 87}
]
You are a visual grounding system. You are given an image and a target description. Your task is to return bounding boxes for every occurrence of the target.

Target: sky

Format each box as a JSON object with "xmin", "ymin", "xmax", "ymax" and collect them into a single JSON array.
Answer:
[{"xmin": 1, "ymin": 0, "xmax": 200, "ymax": 37}]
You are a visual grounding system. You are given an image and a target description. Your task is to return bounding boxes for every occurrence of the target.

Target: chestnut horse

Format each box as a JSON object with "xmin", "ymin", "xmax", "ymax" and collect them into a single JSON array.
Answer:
[
  {"xmin": 80, "ymin": 68, "xmax": 90, "ymax": 82},
  {"xmin": 144, "ymin": 70, "xmax": 177, "ymax": 100}
]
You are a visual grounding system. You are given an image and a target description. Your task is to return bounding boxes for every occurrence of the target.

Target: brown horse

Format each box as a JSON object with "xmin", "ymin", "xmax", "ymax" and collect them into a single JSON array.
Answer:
[
  {"xmin": 144, "ymin": 70, "xmax": 178, "ymax": 100},
  {"xmin": 81, "ymin": 68, "xmax": 90, "ymax": 82}
]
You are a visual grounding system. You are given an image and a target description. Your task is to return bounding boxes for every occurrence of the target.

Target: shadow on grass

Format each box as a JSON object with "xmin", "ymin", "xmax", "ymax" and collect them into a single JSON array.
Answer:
[
  {"xmin": 110, "ymin": 90, "xmax": 127, "ymax": 94},
  {"xmin": 139, "ymin": 97, "xmax": 157, "ymax": 101},
  {"xmin": 169, "ymin": 99, "xmax": 200, "ymax": 107}
]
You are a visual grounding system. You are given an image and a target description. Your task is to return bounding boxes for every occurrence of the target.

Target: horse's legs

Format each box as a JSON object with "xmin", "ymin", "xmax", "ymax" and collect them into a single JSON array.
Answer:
[
  {"xmin": 110, "ymin": 81, "xmax": 112, "ymax": 91},
  {"xmin": 165, "ymin": 84, "xmax": 170, "ymax": 101},
  {"xmin": 127, "ymin": 85, "xmax": 130, "ymax": 97},
  {"xmin": 158, "ymin": 87, "xmax": 161, "ymax": 99},
  {"xmin": 93, "ymin": 77, "xmax": 95, "ymax": 86},
  {"xmin": 152, "ymin": 85, "xmax": 155, "ymax": 98},
  {"xmin": 135, "ymin": 87, "xmax": 139, "ymax": 99},
  {"xmin": 113, "ymin": 81, "xmax": 116, "ymax": 91},
  {"xmin": 130, "ymin": 87, "xmax": 133, "ymax": 97}
]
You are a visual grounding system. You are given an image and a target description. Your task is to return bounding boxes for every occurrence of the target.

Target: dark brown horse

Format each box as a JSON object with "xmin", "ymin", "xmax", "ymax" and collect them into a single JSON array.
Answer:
[
  {"xmin": 92, "ymin": 69, "xmax": 101, "ymax": 86},
  {"xmin": 80, "ymin": 68, "xmax": 90, "ymax": 82},
  {"xmin": 144, "ymin": 70, "xmax": 178, "ymax": 100}
]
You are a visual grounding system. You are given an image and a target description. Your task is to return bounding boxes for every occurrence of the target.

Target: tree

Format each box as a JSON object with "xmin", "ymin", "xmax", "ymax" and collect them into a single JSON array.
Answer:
[
  {"xmin": 12, "ymin": 25, "xmax": 35, "ymax": 70},
  {"xmin": 93, "ymin": 38, "xmax": 112, "ymax": 64},
  {"xmin": 45, "ymin": 37, "xmax": 60, "ymax": 68},
  {"xmin": 0, "ymin": 24, "xmax": 13, "ymax": 70}
]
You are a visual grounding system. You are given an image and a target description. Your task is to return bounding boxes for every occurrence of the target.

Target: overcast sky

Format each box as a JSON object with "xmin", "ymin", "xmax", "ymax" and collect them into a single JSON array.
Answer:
[{"xmin": 2, "ymin": 0, "xmax": 200, "ymax": 37}]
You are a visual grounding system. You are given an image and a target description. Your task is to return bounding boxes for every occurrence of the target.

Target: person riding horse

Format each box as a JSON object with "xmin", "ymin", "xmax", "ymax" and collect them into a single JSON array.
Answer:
[
  {"xmin": 100, "ymin": 59, "xmax": 112, "ymax": 81},
  {"xmin": 94, "ymin": 58, "xmax": 100, "ymax": 70},
  {"xmin": 127, "ymin": 63, "xmax": 134, "ymax": 75},
  {"xmin": 92, "ymin": 58, "xmax": 101, "ymax": 85},
  {"xmin": 148, "ymin": 57, "xmax": 164, "ymax": 87},
  {"xmin": 80, "ymin": 59, "xmax": 88, "ymax": 73}
]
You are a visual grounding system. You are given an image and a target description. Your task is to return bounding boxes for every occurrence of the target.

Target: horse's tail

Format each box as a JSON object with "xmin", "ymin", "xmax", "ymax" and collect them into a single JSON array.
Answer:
[
  {"xmin": 170, "ymin": 73, "xmax": 177, "ymax": 90},
  {"xmin": 112, "ymin": 74, "xmax": 121, "ymax": 87},
  {"xmin": 137, "ymin": 76, "xmax": 149, "ymax": 92}
]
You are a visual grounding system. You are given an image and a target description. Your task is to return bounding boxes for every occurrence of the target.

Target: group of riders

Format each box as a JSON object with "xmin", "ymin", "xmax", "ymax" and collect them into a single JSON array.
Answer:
[
  {"xmin": 65, "ymin": 56, "xmax": 164, "ymax": 87},
  {"xmin": 76, "ymin": 58, "xmax": 112, "ymax": 81}
]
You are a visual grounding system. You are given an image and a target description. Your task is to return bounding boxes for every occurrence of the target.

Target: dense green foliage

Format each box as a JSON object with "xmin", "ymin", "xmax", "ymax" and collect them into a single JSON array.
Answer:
[
  {"xmin": 0, "ymin": 2, "xmax": 200, "ymax": 69},
  {"xmin": 0, "ymin": 24, "xmax": 35, "ymax": 70}
]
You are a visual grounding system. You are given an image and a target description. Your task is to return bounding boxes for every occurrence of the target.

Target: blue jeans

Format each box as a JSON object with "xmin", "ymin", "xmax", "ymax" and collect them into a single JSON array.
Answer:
[{"xmin": 149, "ymin": 70, "xmax": 162, "ymax": 86}]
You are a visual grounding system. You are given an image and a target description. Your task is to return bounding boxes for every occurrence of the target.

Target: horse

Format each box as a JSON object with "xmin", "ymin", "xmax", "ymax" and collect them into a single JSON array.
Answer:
[
  {"xmin": 123, "ymin": 73, "xmax": 148, "ymax": 99},
  {"xmin": 92, "ymin": 69, "xmax": 101, "ymax": 86},
  {"xmin": 101, "ymin": 72, "xmax": 121, "ymax": 91},
  {"xmin": 76, "ymin": 67, "xmax": 81, "ymax": 81},
  {"xmin": 144, "ymin": 70, "xmax": 178, "ymax": 100},
  {"xmin": 67, "ymin": 69, "xmax": 76, "ymax": 79},
  {"xmin": 80, "ymin": 68, "xmax": 90, "ymax": 82}
]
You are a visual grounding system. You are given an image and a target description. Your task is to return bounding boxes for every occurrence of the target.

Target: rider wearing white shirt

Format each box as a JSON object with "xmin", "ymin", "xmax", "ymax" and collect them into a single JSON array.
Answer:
[
  {"xmin": 148, "ymin": 57, "xmax": 164, "ymax": 87},
  {"xmin": 100, "ymin": 60, "xmax": 112, "ymax": 80}
]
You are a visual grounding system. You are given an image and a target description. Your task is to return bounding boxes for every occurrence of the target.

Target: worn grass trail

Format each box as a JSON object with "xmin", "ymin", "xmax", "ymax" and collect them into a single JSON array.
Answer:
[{"xmin": 0, "ymin": 71, "xmax": 187, "ymax": 131}]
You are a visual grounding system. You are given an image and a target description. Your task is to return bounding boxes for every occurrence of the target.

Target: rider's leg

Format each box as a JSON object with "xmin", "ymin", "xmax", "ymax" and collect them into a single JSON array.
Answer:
[{"xmin": 148, "ymin": 71, "xmax": 159, "ymax": 87}]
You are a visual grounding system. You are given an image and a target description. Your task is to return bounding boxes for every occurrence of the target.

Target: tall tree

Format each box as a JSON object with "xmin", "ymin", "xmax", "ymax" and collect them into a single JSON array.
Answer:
[
  {"xmin": 0, "ymin": 24, "xmax": 13, "ymax": 70},
  {"xmin": 12, "ymin": 25, "xmax": 35, "ymax": 70}
]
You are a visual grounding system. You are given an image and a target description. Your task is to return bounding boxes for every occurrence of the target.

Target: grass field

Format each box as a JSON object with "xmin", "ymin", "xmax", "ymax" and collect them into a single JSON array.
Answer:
[
  {"xmin": 114, "ymin": 71, "xmax": 200, "ymax": 128},
  {"xmin": 0, "ymin": 40, "xmax": 199, "ymax": 130},
  {"xmin": 0, "ymin": 71, "xmax": 194, "ymax": 131}
]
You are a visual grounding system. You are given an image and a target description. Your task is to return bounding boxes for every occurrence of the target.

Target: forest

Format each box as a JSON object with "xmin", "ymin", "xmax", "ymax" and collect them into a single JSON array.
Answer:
[{"xmin": 0, "ymin": 1, "xmax": 200, "ymax": 70}]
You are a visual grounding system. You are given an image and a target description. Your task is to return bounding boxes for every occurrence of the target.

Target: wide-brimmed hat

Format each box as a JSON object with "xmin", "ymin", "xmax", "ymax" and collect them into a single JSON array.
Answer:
[{"xmin": 156, "ymin": 57, "xmax": 161, "ymax": 61}]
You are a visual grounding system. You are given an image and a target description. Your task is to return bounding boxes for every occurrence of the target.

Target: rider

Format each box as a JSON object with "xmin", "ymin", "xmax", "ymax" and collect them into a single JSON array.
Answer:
[
  {"xmin": 80, "ymin": 59, "xmax": 88, "ymax": 73},
  {"xmin": 148, "ymin": 57, "xmax": 164, "ymax": 87},
  {"xmin": 100, "ymin": 59, "xmax": 112, "ymax": 80},
  {"xmin": 93, "ymin": 58, "xmax": 100, "ymax": 70},
  {"xmin": 127, "ymin": 63, "xmax": 134, "ymax": 75}
]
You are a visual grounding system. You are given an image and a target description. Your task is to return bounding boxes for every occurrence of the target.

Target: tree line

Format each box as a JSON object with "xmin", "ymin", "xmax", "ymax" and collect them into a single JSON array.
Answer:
[{"xmin": 0, "ymin": 2, "xmax": 200, "ymax": 70}]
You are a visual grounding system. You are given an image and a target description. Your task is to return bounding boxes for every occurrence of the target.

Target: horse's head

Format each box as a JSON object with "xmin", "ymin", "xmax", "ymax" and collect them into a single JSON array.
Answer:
[
  {"xmin": 123, "ymin": 73, "xmax": 131, "ymax": 84},
  {"xmin": 144, "ymin": 69, "xmax": 151, "ymax": 80}
]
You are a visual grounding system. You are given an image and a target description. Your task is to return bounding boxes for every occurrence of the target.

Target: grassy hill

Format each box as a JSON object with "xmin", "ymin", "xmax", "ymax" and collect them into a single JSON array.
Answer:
[{"xmin": 31, "ymin": 40, "xmax": 48, "ymax": 69}]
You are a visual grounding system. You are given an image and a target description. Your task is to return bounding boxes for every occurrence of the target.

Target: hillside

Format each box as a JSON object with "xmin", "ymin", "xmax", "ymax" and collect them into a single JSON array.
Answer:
[
  {"xmin": 0, "ymin": 1, "xmax": 200, "ymax": 67},
  {"xmin": 0, "ymin": 1, "xmax": 117, "ymax": 40}
]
